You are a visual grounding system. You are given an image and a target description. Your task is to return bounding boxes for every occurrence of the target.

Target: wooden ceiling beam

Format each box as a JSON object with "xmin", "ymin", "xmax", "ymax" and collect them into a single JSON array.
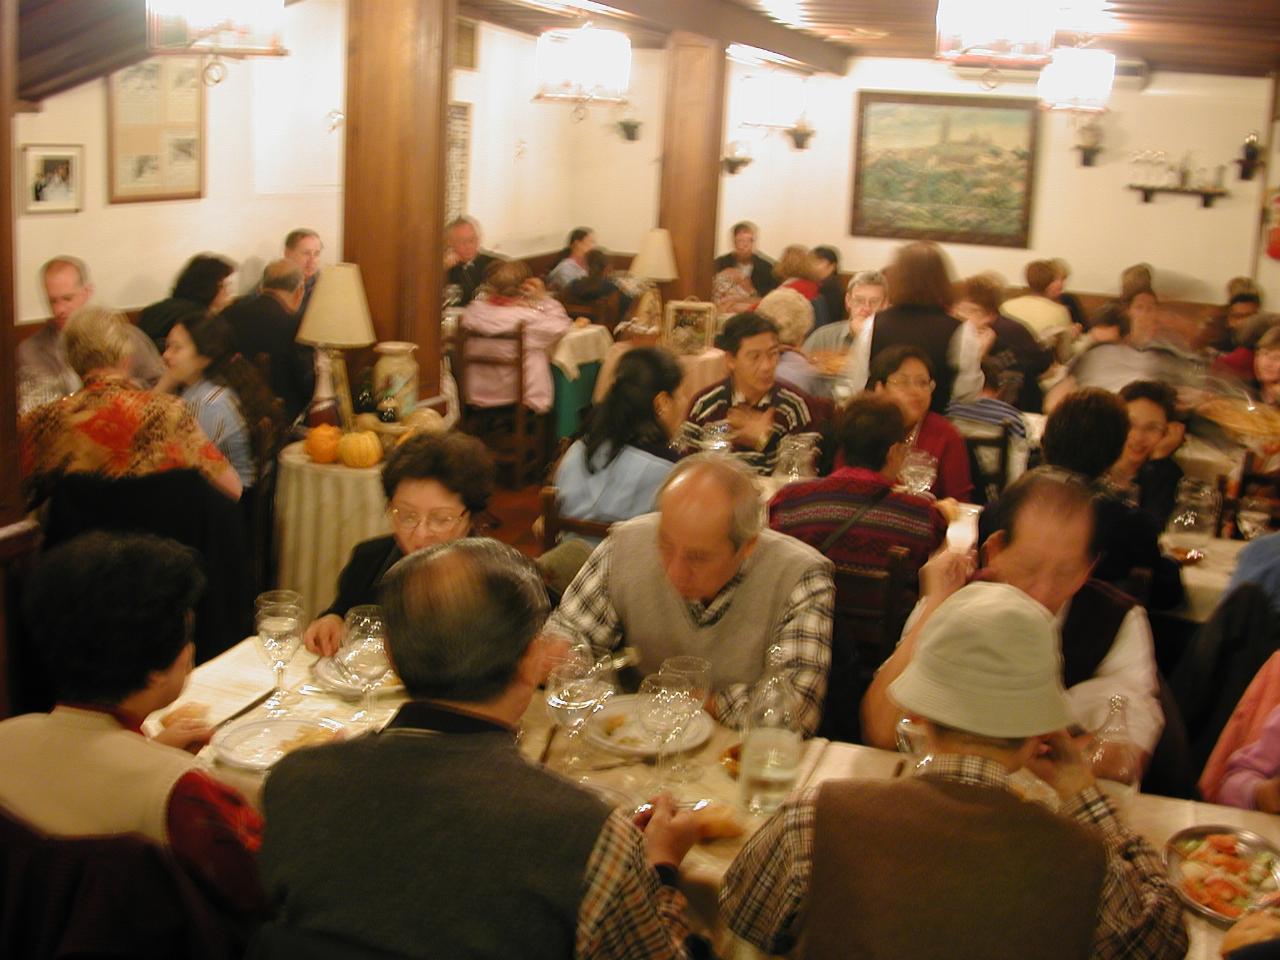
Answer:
[{"xmin": 593, "ymin": 0, "xmax": 850, "ymax": 74}]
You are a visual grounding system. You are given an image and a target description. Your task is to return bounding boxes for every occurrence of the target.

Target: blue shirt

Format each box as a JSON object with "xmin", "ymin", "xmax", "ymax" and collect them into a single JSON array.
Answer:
[
  {"xmin": 1228, "ymin": 533, "xmax": 1280, "ymax": 614},
  {"xmin": 554, "ymin": 440, "xmax": 675, "ymax": 544},
  {"xmin": 181, "ymin": 378, "xmax": 254, "ymax": 488}
]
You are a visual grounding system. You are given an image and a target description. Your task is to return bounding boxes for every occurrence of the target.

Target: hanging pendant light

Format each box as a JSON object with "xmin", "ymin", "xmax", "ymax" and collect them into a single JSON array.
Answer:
[{"xmin": 1038, "ymin": 46, "xmax": 1116, "ymax": 112}]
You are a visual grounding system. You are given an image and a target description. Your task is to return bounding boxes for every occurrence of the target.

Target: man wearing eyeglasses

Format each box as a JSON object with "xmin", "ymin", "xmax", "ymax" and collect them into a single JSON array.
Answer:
[
  {"xmin": 802, "ymin": 270, "xmax": 887, "ymax": 400},
  {"xmin": 302, "ymin": 432, "xmax": 496, "ymax": 656}
]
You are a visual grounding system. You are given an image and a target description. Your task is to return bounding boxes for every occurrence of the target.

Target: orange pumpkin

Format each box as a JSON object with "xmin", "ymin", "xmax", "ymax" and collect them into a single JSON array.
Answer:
[
  {"xmin": 304, "ymin": 424, "xmax": 342, "ymax": 463},
  {"xmin": 338, "ymin": 430, "xmax": 383, "ymax": 468}
]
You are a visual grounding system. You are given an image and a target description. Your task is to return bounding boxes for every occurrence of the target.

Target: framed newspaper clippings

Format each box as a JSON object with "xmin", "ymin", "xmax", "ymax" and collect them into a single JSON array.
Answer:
[{"xmin": 107, "ymin": 57, "xmax": 205, "ymax": 203}]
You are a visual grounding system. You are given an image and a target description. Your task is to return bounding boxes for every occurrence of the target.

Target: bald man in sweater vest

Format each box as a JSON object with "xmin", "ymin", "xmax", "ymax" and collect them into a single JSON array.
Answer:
[
  {"xmin": 546, "ymin": 454, "xmax": 834, "ymax": 735},
  {"xmin": 722, "ymin": 582, "xmax": 1187, "ymax": 960},
  {"xmin": 0, "ymin": 531, "xmax": 264, "ymax": 918}
]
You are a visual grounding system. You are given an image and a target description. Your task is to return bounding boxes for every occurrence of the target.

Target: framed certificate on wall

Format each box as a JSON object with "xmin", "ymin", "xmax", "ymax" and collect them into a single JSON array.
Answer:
[{"xmin": 107, "ymin": 57, "xmax": 205, "ymax": 203}]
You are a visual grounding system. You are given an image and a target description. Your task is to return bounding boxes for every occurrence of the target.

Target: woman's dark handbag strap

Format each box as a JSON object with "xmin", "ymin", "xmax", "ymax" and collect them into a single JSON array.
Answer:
[{"xmin": 818, "ymin": 486, "xmax": 893, "ymax": 554}]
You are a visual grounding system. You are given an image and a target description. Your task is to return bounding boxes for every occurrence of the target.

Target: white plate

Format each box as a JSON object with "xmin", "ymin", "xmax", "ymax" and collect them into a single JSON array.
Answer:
[
  {"xmin": 211, "ymin": 717, "xmax": 345, "ymax": 771},
  {"xmin": 311, "ymin": 656, "xmax": 405, "ymax": 700},
  {"xmin": 584, "ymin": 694, "xmax": 714, "ymax": 757}
]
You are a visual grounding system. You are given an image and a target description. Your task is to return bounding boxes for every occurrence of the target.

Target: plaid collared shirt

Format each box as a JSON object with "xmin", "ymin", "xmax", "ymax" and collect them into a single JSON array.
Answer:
[
  {"xmin": 544, "ymin": 536, "xmax": 833, "ymax": 735},
  {"xmin": 577, "ymin": 809, "xmax": 692, "ymax": 959},
  {"xmin": 720, "ymin": 753, "xmax": 1189, "ymax": 959}
]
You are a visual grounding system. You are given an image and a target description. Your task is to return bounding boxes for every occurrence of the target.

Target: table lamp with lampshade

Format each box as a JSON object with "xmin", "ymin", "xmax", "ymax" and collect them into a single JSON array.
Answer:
[
  {"xmin": 295, "ymin": 262, "xmax": 376, "ymax": 430},
  {"xmin": 630, "ymin": 228, "xmax": 679, "ymax": 289}
]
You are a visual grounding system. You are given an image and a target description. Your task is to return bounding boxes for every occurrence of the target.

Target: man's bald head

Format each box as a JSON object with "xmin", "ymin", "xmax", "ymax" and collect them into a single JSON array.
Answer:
[
  {"xmin": 655, "ymin": 455, "xmax": 762, "ymax": 602},
  {"xmin": 261, "ymin": 259, "xmax": 303, "ymax": 294}
]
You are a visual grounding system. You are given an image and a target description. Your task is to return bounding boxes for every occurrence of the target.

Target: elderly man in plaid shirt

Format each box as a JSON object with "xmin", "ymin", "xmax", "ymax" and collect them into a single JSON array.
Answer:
[
  {"xmin": 546, "ymin": 454, "xmax": 834, "ymax": 736},
  {"xmin": 721, "ymin": 581, "xmax": 1188, "ymax": 960}
]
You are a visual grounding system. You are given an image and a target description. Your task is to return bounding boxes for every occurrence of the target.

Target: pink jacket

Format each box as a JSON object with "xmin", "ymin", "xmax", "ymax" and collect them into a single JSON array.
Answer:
[
  {"xmin": 1199, "ymin": 651, "xmax": 1280, "ymax": 804},
  {"xmin": 460, "ymin": 298, "xmax": 570, "ymax": 414}
]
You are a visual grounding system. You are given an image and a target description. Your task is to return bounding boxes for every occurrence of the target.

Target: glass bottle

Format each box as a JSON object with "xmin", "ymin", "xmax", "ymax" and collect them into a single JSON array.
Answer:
[
  {"xmin": 740, "ymin": 646, "xmax": 803, "ymax": 815},
  {"xmin": 354, "ymin": 369, "xmax": 376, "ymax": 415},
  {"xmin": 1087, "ymin": 694, "xmax": 1139, "ymax": 797}
]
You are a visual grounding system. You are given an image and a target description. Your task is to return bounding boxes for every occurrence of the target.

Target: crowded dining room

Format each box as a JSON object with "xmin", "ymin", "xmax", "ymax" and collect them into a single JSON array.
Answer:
[{"xmin": 5, "ymin": 0, "xmax": 1280, "ymax": 957}]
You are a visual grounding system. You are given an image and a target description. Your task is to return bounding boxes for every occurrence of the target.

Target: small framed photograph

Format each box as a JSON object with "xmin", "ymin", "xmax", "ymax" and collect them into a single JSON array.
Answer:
[
  {"xmin": 662, "ymin": 299, "xmax": 717, "ymax": 356},
  {"xmin": 21, "ymin": 144, "xmax": 83, "ymax": 214}
]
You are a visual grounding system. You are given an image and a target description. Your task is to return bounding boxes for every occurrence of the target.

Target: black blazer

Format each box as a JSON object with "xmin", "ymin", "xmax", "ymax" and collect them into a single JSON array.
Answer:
[
  {"xmin": 713, "ymin": 252, "xmax": 779, "ymax": 297},
  {"xmin": 320, "ymin": 536, "xmax": 404, "ymax": 621},
  {"xmin": 447, "ymin": 253, "xmax": 498, "ymax": 306},
  {"xmin": 223, "ymin": 293, "xmax": 315, "ymax": 424}
]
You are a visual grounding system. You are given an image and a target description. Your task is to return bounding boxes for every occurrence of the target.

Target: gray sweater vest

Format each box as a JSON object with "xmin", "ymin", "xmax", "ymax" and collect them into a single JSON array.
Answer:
[
  {"xmin": 260, "ymin": 728, "xmax": 612, "ymax": 960},
  {"xmin": 609, "ymin": 513, "xmax": 830, "ymax": 689}
]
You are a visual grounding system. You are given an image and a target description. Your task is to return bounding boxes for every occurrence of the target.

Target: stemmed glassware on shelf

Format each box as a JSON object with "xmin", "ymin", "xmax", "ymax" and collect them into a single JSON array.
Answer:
[
  {"xmin": 659, "ymin": 656, "xmax": 711, "ymax": 782},
  {"xmin": 638, "ymin": 673, "xmax": 697, "ymax": 794},
  {"xmin": 254, "ymin": 599, "xmax": 304, "ymax": 715},
  {"xmin": 336, "ymin": 605, "xmax": 392, "ymax": 731},
  {"xmin": 545, "ymin": 658, "xmax": 616, "ymax": 777}
]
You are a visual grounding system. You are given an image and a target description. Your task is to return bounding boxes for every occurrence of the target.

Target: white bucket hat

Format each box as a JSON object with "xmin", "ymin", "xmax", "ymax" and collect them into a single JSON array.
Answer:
[{"xmin": 889, "ymin": 581, "xmax": 1074, "ymax": 739}]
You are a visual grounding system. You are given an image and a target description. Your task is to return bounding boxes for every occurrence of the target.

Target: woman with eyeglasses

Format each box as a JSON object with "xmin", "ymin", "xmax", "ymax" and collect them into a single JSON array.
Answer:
[
  {"xmin": 302, "ymin": 431, "xmax": 495, "ymax": 656},
  {"xmin": 868, "ymin": 344, "xmax": 973, "ymax": 502}
]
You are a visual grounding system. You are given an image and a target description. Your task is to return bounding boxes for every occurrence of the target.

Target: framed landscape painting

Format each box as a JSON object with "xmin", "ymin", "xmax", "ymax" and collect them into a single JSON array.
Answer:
[{"xmin": 851, "ymin": 92, "xmax": 1040, "ymax": 248}]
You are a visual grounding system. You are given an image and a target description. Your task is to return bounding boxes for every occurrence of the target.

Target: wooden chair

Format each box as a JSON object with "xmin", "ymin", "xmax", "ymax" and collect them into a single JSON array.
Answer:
[
  {"xmin": 959, "ymin": 421, "xmax": 1013, "ymax": 506},
  {"xmin": 539, "ymin": 485, "xmax": 612, "ymax": 551},
  {"xmin": 823, "ymin": 546, "xmax": 919, "ymax": 744},
  {"xmin": 455, "ymin": 321, "xmax": 549, "ymax": 488}
]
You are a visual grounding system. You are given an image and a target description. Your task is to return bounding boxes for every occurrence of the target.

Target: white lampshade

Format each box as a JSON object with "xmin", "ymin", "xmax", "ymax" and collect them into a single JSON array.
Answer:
[
  {"xmin": 631, "ymin": 228, "xmax": 678, "ymax": 283},
  {"xmin": 1038, "ymin": 47, "xmax": 1116, "ymax": 112},
  {"xmin": 296, "ymin": 263, "xmax": 376, "ymax": 347}
]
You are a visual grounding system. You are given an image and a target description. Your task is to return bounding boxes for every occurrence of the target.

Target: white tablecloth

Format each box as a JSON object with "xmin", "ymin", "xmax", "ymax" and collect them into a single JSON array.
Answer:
[
  {"xmin": 275, "ymin": 441, "xmax": 389, "ymax": 623},
  {"xmin": 1164, "ymin": 536, "xmax": 1246, "ymax": 623},
  {"xmin": 551, "ymin": 323, "xmax": 613, "ymax": 381},
  {"xmin": 154, "ymin": 640, "xmax": 1272, "ymax": 959}
]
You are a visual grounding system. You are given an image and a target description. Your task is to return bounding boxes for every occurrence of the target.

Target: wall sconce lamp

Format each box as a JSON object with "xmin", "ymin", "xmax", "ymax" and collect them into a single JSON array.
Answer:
[
  {"xmin": 721, "ymin": 140, "xmax": 753, "ymax": 175},
  {"xmin": 1237, "ymin": 132, "xmax": 1264, "ymax": 181},
  {"xmin": 784, "ymin": 119, "xmax": 816, "ymax": 150},
  {"xmin": 1073, "ymin": 115, "xmax": 1104, "ymax": 167},
  {"xmin": 616, "ymin": 118, "xmax": 641, "ymax": 141}
]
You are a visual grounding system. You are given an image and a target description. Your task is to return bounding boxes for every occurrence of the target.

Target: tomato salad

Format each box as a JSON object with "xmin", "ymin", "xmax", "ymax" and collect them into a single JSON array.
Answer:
[{"xmin": 1177, "ymin": 833, "xmax": 1279, "ymax": 919}]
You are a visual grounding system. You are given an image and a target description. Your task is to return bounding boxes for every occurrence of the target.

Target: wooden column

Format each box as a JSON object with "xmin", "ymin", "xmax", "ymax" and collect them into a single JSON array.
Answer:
[
  {"xmin": 658, "ymin": 31, "xmax": 726, "ymax": 302},
  {"xmin": 343, "ymin": 0, "xmax": 454, "ymax": 397},
  {"xmin": 1, "ymin": 0, "xmax": 39, "ymax": 720}
]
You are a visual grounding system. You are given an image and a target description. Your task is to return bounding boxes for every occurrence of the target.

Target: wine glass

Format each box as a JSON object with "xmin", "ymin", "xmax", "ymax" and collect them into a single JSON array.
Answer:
[
  {"xmin": 637, "ymin": 673, "xmax": 696, "ymax": 793},
  {"xmin": 255, "ymin": 602, "xmax": 303, "ymax": 714},
  {"xmin": 546, "ymin": 660, "xmax": 615, "ymax": 777},
  {"xmin": 255, "ymin": 589, "xmax": 302, "ymax": 611},
  {"xmin": 337, "ymin": 605, "xmax": 391, "ymax": 729},
  {"xmin": 1237, "ymin": 497, "xmax": 1271, "ymax": 541},
  {"xmin": 1166, "ymin": 478, "xmax": 1220, "ymax": 554},
  {"xmin": 899, "ymin": 449, "xmax": 938, "ymax": 497},
  {"xmin": 659, "ymin": 656, "xmax": 712, "ymax": 782}
]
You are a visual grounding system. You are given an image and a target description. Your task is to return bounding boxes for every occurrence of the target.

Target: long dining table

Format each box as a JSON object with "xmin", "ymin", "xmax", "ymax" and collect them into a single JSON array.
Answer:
[{"xmin": 151, "ymin": 639, "xmax": 1278, "ymax": 960}]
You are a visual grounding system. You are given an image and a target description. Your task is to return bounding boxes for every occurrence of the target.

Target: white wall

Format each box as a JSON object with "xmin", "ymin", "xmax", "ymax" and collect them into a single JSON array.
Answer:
[
  {"xmin": 14, "ymin": 0, "xmax": 346, "ymax": 323},
  {"xmin": 718, "ymin": 57, "xmax": 1275, "ymax": 304},
  {"xmin": 451, "ymin": 24, "xmax": 664, "ymax": 258}
]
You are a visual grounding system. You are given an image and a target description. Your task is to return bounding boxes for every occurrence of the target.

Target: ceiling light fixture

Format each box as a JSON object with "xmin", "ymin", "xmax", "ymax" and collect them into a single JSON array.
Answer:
[
  {"xmin": 1037, "ymin": 45, "xmax": 1115, "ymax": 112},
  {"xmin": 535, "ymin": 24, "xmax": 632, "ymax": 114},
  {"xmin": 936, "ymin": 0, "xmax": 1055, "ymax": 66}
]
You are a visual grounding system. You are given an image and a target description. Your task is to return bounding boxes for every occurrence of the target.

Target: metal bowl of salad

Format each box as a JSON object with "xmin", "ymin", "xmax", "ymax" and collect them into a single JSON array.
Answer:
[{"xmin": 1164, "ymin": 826, "xmax": 1280, "ymax": 926}]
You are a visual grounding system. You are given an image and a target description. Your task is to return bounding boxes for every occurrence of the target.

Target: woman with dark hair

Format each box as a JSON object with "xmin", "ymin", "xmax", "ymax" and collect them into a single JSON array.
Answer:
[
  {"xmin": 162, "ymin": 312, "xmax": 284, "ymax": 491},
  {"xmin": 554, "ymin": 346, "xmax": 684, "ymax": 540},
  {"xmin": 869, "ymin": 241, "xmax": 962, "ymax": 413},
  {"xmin": 303, "ymin": 431, "xmax": 496, "ymax": 655},
  {"xmin": 547, "ymin": 227, "xmax": 596, "ymax": 290},
  {"xmin": 138, "ymin": 254, "xmax": 237, "ymax": 351},
  {"xmin": 868, "ymin": 344, "xmax": 973, "ymax": 502}
]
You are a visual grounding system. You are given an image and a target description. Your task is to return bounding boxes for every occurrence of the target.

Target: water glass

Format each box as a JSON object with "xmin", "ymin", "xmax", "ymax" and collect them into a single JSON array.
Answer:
[
  {"xmin": 637, "ymin": 673, "xmax": 697, "ymax": 793},
  {"xmin": 255, "ymin": 602, "xmax": 303, "ymax": 714},
  {"xmin": 1166, "ymin": 478, "xmax": 1220, "ymax": 550},
  {"xmin": 338, "ymin": 606, "xmax": 391, "ymax": 729},
  {"xmin": 660, "ymin": 657, "xmax": 712, "ymax": 782},
  {"xmin": 255, "ymin": 589, "xmax": 302, "ymax": 611},
  {"xmin": 546, "ymin": 661, "xmax": 615, "ymax": 776},
  {"xmin": 899, "ymin": 449, "xmax": 938, "ymax": 497},
  {"xmin": 1237, "ymin": 497, "xmax": 1272, "ymax": 541},
  {"xmin": 895, "ymin": 714, "xmax": 932, "ymax": 772},
  {"xmin": 945, "ymin": 503, "xmax": 983, "ymax": 554}
]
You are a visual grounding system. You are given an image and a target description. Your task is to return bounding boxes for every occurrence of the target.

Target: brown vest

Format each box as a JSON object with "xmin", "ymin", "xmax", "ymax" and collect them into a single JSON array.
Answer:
[{"xmin": 806, "ymin": 777, "xmax": 1106, "ymax": 960}]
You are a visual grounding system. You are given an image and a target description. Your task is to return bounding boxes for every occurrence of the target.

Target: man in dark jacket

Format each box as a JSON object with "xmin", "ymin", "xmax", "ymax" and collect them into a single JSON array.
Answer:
[{"xmin": 713, "ymin": 221, "xmax": 778, "ymax": 298}]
